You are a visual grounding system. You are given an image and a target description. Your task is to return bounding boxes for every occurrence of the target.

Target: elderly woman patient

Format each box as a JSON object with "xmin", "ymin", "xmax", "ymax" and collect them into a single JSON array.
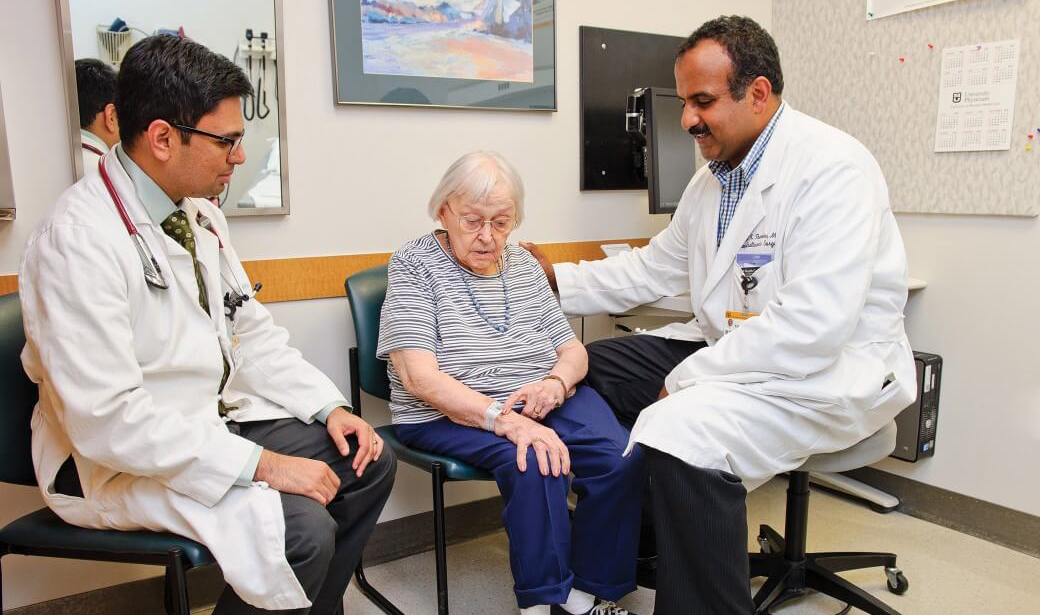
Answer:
[{"xmin": 378, "ymin": 151, "xmax": 642, "ymax": 615}]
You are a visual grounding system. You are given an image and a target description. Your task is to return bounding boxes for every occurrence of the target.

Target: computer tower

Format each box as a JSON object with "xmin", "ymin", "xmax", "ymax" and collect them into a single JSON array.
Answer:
[{"xmin": 891, "ymin": 351, "xmax": 942, "ymax": 462}]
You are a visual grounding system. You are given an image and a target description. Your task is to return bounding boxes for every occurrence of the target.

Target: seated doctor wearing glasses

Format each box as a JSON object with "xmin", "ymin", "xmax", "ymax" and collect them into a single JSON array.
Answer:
[
  {"xmin": 379, "ymin": 151, "xmax": 642, "ymax": 615},
  {"xmin": 19, "ymin": 35, "xmax": 395, "ymax": 615}
]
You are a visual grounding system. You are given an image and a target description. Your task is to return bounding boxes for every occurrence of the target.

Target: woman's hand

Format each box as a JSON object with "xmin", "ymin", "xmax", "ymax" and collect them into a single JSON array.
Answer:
[
  {"xmin": 503, "ymin": 379, "xmax": 566, "ymax": 422},
  {"xmin": 494, "ymin": 412, "xmax": 570, "ymax": 477}
]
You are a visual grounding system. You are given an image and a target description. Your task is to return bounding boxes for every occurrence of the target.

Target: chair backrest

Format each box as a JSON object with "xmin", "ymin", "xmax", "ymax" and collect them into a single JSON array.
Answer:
[
  {"xmin": 345, "ymin": 265, "xmax": 391, "ymax": 401},
  {"xmin": 0, "ymin": 293, "xmax": 40, "ymax": 486}
]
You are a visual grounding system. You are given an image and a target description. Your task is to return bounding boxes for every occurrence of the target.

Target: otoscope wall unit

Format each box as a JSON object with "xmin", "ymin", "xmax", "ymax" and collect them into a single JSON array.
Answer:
[{"xmin": 238, "ymin": 29, "xmax": 277, "ymax": 61}]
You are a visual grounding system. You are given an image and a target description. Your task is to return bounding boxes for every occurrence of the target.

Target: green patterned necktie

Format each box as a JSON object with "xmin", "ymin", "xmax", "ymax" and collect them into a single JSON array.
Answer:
[
  {"xmin": 161, "ymin": 210, "xmax": 209, "ymax": 312},
  {"xmin": 161, "ymin": 209, "xmax": 232, "ymax": 415}
]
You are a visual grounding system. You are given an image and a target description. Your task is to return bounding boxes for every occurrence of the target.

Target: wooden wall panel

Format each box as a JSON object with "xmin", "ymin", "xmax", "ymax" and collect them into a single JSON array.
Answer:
[
  {"xmin": 0, "ymin": 275, "xmax": 16, "ymax": 296},
  {"xmin": 2, "ymin": 237, "xmax": 651, "ymax": 303}
]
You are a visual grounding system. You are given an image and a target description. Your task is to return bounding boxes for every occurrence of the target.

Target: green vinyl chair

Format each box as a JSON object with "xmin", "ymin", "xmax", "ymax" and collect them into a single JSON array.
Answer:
[
  {"xmin": 0, "ymin": 291, "xmax": 402, "ymax": 615},
  {"xmin": 346, "ymin": 265, "xmax": 493, "ymax": 615}
]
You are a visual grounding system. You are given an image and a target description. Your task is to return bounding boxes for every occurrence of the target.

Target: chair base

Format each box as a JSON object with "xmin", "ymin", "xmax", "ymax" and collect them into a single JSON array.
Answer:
[
  {"xmin": 750, "ymin": 524, "xmax": 908, "ymax": 615},
  {"xmin": 355, "ymin": 559, "xmax": 405, "ymax": 615},
  {"xmin": 1, "ymin": 544, "xmax": 194, "ymax": 615}
]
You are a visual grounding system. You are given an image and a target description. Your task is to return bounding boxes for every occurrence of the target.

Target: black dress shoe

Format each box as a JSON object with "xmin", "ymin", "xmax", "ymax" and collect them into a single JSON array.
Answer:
[{"xmin": 635, "ymin": 555, "xmax": 657, "ymax": 589}]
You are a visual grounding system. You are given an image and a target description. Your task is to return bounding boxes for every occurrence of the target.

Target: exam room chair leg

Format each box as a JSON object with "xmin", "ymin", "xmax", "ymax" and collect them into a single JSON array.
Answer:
[
  {"xmin": 811, "ymin": 551, "xmax": 897, "ymax": 573},
  {"xmin": 432, "ymin": 462, "xmax": 449, "ymax": 615},
  {"xmin": 354, "ymin": 559, "xmax": 406, "ymax": 615},
  {"xmin": 163, "ymin": 547, "xmax": 190, "ymax": 615},
  {"xmin": 806, "ymin": 562, "xmax": 904, "ymax": 615}
]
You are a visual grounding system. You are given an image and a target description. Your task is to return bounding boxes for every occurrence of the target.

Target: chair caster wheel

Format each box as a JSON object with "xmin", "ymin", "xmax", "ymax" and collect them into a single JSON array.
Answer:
[{"xmin": 885, "ymin": 567, "xmax": 908, "ymax": 594}]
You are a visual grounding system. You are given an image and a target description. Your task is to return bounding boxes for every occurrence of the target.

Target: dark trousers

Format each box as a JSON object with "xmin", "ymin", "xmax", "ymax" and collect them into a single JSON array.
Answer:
[
  {"xmin": 395, "ymin": 386, "xmax": 643, "ymax": 608},
  {"xmin": 214, "ymin": 419, "xmax": 397, "ymax": 615},
  {"xmin": 584, "ymin": 335, "xmax": 707, "ymax": 557},
  {"xmin": 644, "ymin": 447, "xmax": 753, "ymax": 615}
]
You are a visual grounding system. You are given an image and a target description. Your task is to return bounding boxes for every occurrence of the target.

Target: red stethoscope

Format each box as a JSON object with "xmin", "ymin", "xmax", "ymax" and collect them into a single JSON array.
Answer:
[
  {"xmin": 97, "ymin": 157, "xmax": 260, "ymax": 317},
  {"xmin": 82, "ymin": 143, "xmax": 105, "ymax": 157},
  {"xmin": 98, "ymin": 157, "xmax": 169, "ymax": 289}
]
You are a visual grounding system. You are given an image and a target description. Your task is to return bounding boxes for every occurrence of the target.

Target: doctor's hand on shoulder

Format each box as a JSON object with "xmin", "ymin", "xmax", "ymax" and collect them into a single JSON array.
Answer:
[{"xmin": 519, "ymin": 242, "xmax": 557, "ymax": 292}]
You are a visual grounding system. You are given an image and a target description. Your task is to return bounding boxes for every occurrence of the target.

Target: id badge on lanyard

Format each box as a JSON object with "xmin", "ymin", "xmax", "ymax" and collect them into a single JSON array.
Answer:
[{"xmin": 724, "ymin": 252, "xmax": 773, "ymax": 334}]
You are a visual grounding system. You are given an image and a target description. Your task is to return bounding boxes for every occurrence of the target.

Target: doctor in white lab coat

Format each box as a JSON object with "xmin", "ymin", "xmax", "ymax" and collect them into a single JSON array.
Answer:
[
  {"xmin": 74, "ymin": 58, "xmax": 120, "ymax": 174},
  {"xmin": 20, "ymin": 37, "xmax": 395, "ymax": 614},
  {"xmin": 525, "ymin": 17, "xmax": 915, "ymax": 615}
]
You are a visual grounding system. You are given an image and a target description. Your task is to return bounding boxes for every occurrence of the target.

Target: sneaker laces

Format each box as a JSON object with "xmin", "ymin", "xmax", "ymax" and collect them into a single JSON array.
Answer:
[{"xmin": 590, "ymin": 602, "xmax": 630, "ymax": 615}]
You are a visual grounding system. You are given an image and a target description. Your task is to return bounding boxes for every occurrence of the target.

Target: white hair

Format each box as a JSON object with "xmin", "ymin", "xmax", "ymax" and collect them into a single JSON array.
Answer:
[{"xmin": 427, "ymin": 151, "xmax": 525, "ymax": 225}]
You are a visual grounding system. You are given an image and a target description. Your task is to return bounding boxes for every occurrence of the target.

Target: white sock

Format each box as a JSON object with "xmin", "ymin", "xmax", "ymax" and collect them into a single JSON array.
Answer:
[
  {"xmin": 520, "ymin": 606, "xmax": 551, "ymax": 615},
  {"xmin": 560, "ymin": 588, "xmax": 596, "ymax": 614}
]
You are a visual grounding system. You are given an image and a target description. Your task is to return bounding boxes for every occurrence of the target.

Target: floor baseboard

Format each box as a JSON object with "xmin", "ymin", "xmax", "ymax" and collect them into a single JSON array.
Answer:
[
  {"xmin": 2, "ymin": 496, "xmax": 505, "ymax": 615},
  {"xmin": 844, "ymin": 467, "xmax": 1040, "ymax": 558}
]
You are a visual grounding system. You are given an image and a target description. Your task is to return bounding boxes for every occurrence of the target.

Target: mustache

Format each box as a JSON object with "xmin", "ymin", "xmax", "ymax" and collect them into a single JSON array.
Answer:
[{"xmin": 688, "ymin": 125, "xmax": 710, "ymax": 136}]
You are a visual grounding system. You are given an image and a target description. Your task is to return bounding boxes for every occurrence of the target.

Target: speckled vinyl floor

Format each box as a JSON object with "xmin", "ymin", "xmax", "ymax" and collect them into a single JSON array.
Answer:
[{"xmin": 199, "ymin": 476, "xmax": 1040, "ymax": 615}]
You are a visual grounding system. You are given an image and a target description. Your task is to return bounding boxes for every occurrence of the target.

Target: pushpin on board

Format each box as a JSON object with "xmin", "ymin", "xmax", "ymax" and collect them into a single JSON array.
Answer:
[
  {"xmin": 898, "ymin": 56, "xmax": 906, "ymax": 64},
  {"xmin": 1029, "ymin": 133, "xmax": 1036, "ymax": 140},
  {"xmin": 927, "ymin": 43, "xmax": 934, "ymax": 50}
]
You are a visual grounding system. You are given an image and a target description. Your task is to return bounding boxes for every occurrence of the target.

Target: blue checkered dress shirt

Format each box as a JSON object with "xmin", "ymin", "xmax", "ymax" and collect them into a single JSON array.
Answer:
[{"xmin": 708, "ymin": 102, "xmax": 785, "ymax": 247}]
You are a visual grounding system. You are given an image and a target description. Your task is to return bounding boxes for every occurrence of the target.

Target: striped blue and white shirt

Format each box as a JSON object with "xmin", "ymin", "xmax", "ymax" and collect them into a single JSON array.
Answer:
[
  {"xmin": 709, "ymin": 102, "xmax": 785, "ymax": 246},
  {"xmin": 377, "ymin": 231, "xmax": 576, "ymax": 425}
]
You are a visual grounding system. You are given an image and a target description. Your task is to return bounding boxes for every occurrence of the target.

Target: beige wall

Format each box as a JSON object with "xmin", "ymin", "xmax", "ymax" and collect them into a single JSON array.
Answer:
[{"xmin": 0, "ymin": 0, "xmax": 773, "ymax": 607}]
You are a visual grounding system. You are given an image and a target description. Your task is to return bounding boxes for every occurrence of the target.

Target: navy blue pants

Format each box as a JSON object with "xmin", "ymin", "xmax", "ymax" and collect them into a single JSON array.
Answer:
[{"xmin": 395, "ymin": 386, "xmax": 644, "ymax": 608}]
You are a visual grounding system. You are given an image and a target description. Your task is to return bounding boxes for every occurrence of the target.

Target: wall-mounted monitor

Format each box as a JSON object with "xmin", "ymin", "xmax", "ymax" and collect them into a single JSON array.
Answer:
[
  {"xmin": 630, "ymin": 87, "xmax": 699, "ymax": 215},
  {"xmin": 579, "ymin": 26, "xmax": 684, "ymax": 191}
]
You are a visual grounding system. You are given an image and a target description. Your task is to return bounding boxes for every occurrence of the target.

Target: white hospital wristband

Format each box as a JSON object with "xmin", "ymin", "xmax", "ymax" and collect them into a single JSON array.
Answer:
[{"xmin": 484, "ymin": 400, "xmax": 505, "ymax": 431}]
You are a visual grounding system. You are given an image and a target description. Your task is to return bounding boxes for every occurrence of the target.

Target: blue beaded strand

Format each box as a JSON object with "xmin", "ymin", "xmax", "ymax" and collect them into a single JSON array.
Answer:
[{"xmin": 446, "ymin": 237, "xmax": 510, "ymax": 333}]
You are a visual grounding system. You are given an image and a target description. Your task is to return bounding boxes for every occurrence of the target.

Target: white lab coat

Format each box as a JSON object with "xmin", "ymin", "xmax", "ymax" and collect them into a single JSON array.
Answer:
[
  {"xmin": 19, "ymin": 152, "xmax": 345, "ymax": 610},
  {"xmin": 79, "ymin": 129, "xmax": 107, "ymax": 174},
  {"xmin": 556, "ymin": 107, "xmax": 916, "ymax": 489}
]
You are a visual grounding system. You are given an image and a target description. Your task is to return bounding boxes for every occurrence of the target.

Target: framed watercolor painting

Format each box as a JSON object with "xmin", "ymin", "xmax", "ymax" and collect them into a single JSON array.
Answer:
[{"xmin": 329, "ymin": 0, "xmax": 555, "ymax": 111}]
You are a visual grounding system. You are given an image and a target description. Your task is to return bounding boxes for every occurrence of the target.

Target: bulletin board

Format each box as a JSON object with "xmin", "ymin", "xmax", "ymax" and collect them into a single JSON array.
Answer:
[{"xmin": 774, "ymin": 0, "xmax": 1038, "ymax": 216}]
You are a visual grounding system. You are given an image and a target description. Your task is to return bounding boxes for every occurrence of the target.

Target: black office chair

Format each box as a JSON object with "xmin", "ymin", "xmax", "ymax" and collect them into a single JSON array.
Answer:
[
  {"xmin": 346, "ymin": 265, "xmax": 494, "ymax": 615},
  {"xmin": 749, "ymin": 421, "xmax": 909, "ymax": 615},
  {"xmin": 0, "ymin": 292, "xmax": 403, "ymax": 615},
  {"xmin": 0, "ymin": 292, "xmax": 212, "ymax": 615}
]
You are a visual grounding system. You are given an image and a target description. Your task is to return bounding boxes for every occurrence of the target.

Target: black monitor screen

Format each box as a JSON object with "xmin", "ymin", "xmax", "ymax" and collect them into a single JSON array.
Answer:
[{"xmin": 646, "ymin": 88, "xmax": 699, "ymax": 215}]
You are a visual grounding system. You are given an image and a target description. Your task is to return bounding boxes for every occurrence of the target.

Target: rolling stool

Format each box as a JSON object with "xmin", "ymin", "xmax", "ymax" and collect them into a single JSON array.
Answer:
[{"xmin": 749, "ymin": 421, "xmax": 910, "ymax": 615}]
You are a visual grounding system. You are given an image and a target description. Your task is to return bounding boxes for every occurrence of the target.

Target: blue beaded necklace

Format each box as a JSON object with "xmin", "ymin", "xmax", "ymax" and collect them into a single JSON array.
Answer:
[{"xmin": 444, "ymin": 234, "xmax": 510, "ymax": 333}]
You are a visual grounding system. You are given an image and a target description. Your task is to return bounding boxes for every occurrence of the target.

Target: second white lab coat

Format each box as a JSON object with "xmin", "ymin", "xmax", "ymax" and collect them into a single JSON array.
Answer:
[
  {"xmin": 556, "ymin": 107, "xmax": 916, "ymax": 488},
  {"xmin": 19, "ymin": 152, "xmax": 345, "ymax": 609},
  {"xmin": 79, "ymin": 129, "xmax": 107, "ymax": 175}
]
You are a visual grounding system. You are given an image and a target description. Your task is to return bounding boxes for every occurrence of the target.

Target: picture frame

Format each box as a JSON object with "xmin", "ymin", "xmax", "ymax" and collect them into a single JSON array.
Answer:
[{"xmin": 329, "ymin": 0, "xmax": 556, "ymax": 111}]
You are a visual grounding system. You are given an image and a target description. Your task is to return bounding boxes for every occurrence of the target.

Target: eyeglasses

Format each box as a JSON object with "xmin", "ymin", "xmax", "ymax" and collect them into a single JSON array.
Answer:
[
  {"xmin": 448, "ymin": 206, "xmax": 516, "ymax": 234},
  {"xmin": 169, "ymin": 123, "xmax": 245, "ymax": 160}
]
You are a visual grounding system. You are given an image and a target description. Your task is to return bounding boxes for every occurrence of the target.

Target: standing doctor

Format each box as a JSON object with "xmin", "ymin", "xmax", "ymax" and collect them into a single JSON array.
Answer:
[
  {"xmin": 524, "ymin": 15, "xmax": 916, "ymax": 614},
  {"xmin": 20, "ymin": 36, "xmax": 395, "ymax": 614}
]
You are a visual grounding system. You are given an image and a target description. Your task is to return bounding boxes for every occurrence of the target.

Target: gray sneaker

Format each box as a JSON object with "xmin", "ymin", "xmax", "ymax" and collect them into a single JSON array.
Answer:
[{"xmin": 550, "ymin": 602, "xmax": 636, "ymax": 615}]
